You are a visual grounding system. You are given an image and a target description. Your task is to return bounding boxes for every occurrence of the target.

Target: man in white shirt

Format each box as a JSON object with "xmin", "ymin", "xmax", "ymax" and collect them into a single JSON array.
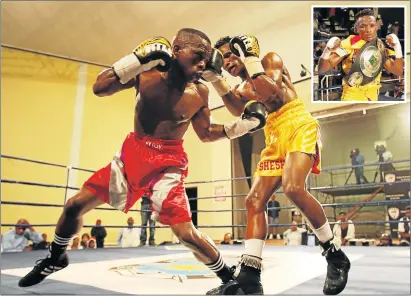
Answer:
[
  {"xmin": 398, "ymin": 206, "xmax": 410, "ymax": 246},
  {"xmin": 283, "ymin": 221, "xmax": 306, "ymax": 246},
  {"xmin": 1, "ymin": 219, "xmax": 43, "ymax": 252},
  {"xmin": 333, "ymin": 212, "xmax": 355, "ymax": 246},
  {"xmin": 117, "ymin": 217, "xmax": 141, "ymax": 248}
]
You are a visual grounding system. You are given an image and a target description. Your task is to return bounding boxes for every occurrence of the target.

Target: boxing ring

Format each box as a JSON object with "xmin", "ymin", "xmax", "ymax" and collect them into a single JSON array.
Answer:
[
  {"xmin": 1, "ymin": 155, "xmax": 410, "ymax": 295},
  {"xmin": 312, "ymin": 38, "xmax": 407, "ymax": 102}
]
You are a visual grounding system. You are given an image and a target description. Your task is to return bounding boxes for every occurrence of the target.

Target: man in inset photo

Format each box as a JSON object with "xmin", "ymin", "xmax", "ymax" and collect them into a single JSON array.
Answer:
[{"xmin": 314, "ymin": 7, "xmax": 405, "ymax": 102}]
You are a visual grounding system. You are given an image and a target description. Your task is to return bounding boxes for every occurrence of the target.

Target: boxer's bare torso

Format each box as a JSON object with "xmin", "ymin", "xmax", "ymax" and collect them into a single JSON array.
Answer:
[
  {"xmin": 134, "ymin": 71, "xmax": 207, "ymax": 140},
  {"xmin": 93, "ymin": 68, "xmax": 209, "ymax": 141}
]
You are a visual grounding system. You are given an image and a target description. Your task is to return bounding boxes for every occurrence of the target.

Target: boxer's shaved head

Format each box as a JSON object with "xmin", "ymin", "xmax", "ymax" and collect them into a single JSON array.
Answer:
[
  {"xmin": 355, "ymin": 8, "xmax": 374, "ymax": 21},
  {"xmin": 174, "ymin": 28, "xmax": 211, "ymax": 49}
]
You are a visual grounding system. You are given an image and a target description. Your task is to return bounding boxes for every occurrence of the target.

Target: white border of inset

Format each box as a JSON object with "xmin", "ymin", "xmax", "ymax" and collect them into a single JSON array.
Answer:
[{"xmin": 311, "ymin": 5, "xmax": 407, "ymax": 104}]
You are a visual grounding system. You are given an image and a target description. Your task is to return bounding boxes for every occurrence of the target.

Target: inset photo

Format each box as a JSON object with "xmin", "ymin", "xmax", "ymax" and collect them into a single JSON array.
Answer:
[{"xmin": 312, "ymin": 6, "xmax": 406, "ymax": 102}]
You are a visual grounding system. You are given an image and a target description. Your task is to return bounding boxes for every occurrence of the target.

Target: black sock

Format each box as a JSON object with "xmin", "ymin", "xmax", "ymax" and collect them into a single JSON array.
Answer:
[
  {"xmin": 50, "ymin": 234, "xmax": 72, "ymax": 261},
  {"xmin": 205, "ymin": 253, "xmax": 233, "ymax": 282}
]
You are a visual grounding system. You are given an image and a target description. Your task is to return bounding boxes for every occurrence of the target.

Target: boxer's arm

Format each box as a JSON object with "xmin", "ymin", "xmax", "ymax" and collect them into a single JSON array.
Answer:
[
  {"xmin": 318, "ymin": 53, "xmax": 344, "ymax": 73},
  {"xmin": 220, "ymin": 91, "xmax": 247, "ymax": 117},
  {"xmin": 246, "ymin": 52, "xmax": 283, "ymax": 102},
  {"xmin": 384, "ymin": 58, "xmax": 404, "ymax": 76},
  {"xmin": 191, "ymin": 85, "xmax": 227, "ymax": 142},
  {"xmin": 93, "ymin": 68, "xmax": 138, "ymax": 97},
  {"xmin": 384, "ymin": 34, "xmax": 404, "ymax": 76}
]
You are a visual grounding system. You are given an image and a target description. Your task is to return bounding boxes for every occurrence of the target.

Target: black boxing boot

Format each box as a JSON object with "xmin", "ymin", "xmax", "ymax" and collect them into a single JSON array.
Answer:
[
  {"xmin": 18, "ymin": 242, "xmax": 69, "ymax": 287},
  {"xmin": 320, "ymin": 236, "xmax": 351, "ymax": 295},
  {"xmin": 206, "ymin": 255, "xmax": 264, "ymax": 295}
]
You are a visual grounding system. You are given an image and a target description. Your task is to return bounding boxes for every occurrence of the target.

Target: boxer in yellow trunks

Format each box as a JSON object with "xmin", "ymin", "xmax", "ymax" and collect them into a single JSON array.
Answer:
[
  {"xmin": 202, "ymin": 34, "xmax": 350, "ymax": 295},
  {"xmin": 318, "ymin": 8, "xmax": 404, "ymax": 102}
]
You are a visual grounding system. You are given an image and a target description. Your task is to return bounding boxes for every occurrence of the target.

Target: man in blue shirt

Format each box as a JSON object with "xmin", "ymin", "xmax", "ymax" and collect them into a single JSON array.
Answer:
[
  {"xmin": 350, "ymin": 148, "xmax": 369, "ymax": 184},
  {"xmin": 2, "ymin": 219, "xmax": 43, "ymax": 252}
]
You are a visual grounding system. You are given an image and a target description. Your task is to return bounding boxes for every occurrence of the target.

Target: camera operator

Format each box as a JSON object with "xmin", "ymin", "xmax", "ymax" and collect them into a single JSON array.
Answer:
[
  {"xmin": 350, "ymin": 148, "xmax": 369, "ymax": 184},
  {"xmin": 375, "ymin": 145, "xmax": 395, "ymax": 182}
]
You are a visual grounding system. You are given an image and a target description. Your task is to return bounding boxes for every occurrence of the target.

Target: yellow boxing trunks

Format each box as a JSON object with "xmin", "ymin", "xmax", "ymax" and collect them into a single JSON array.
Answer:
[
  {"xmin": 341, "ymin": 78, "xmax": 381, "ymax": 101},
  {"xmin": 255, "ymin": 99, "xmax": 322, "ymax": 177}
]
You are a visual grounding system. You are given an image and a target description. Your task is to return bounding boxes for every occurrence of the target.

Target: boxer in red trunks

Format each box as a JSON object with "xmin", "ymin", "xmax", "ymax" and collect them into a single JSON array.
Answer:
[{"xmin": 18, "ymin": 28, "xmax": 267, "ymax": 289}]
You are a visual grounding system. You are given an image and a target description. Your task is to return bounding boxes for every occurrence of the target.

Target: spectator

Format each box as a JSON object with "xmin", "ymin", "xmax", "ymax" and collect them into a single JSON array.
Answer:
[
  {"xmin": 293, "ymin": 211, "xmax": 307, "ymax": 230},
  {"xmin": 91, "ymin": 219, "xmax": 107, "ymax": 248},
  {"xmin": 398, "ymin": 206, "xmax": 410, "ymax": 246},
  {"xmin": 350, "ymin": 148, "xmax": 369, "ymax": 184},
  {"xmin": 221, "ymin": 233, "xmax": 233, "ymax": 245},
  {"xmin": 80, "ymin": 233, "xmax": 90, "ymax": 249},
  {"xmin": 88, "ymin": 238, "xmax": 96, "ymax": 249},
  {"xmin": 32, "ymin": 233, "xmax": 50, "ymax": 250},
  {"xmin": 376, "ymin": 14, "xmax": 384, "ymax": 38},
  {"xmin": 139, "ymin": 195, "xmax": 156, "ymax": 247},
  {"xmin": 1, "ymin": 219, "xmax": 43, "ymax": 252},
  {"xmin": 333, "ymin": 212, "xmax": 355, "ymax": 245},
  {"xmin": 267, "ymin": 195, "xmax": 281, "ymax": 239},
  {"xmin": 377, "ymin": 233, "xmax": 393, "ymax": 246},
  {"xmin": 68, "ymin": 235, "xmax": 82, "ymax": 250},
  {"xmin": 392, "ymin": 21, "xmax": 400, "ymax": 36},
  {"xmin": 117, "ymin": 217, "xmax": 140, "ymax": 248},
  {"xmin": 348, "ymin": 9, "xmax": 355, "ymax": 33},
  {"xmin": 283, "ymin": 221, "xmax": 305, "ymax": 246},
  {"xmin": 301, "ymin": 226, "xmax": 319, "ymax": 246}
]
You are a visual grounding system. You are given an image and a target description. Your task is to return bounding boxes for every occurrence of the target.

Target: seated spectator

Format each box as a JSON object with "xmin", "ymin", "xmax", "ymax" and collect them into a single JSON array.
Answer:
[
  {"xmin": 377, "ymin": 233, "xmax": 394, "ymax": 246},
  {"xmin": 283, "ymin": 221, "xmax": 306, "ymax": 246},
  {"xmin": 333, "ymin": 212, "xmax": 355, "ymax": 245},
  {"xmin": 293, "ymin": 211, "xmax": 307, "ymax": 230},
  {"xmin": 32, "ymin": 233, "xmax": 50, "ymax": 250},
  {"xmin": 91, "ymin": 219, "xmax": 107, "ymax": 248},
  {"xmin": 398, "ymin": 206, "xmax": 410, "ymax": 246},
  {"xmin": 80, "ymin": 233, "xmax": 90, "ymax": 249},
  {"xmin": 67, "ymin": 235, "xmax": 82, "ymax": 250},
  {"xmin": 221, "ymin": 233, "xmax": 233, "ymax": 245},
  {"xmin": 1, "ymin": 219, "xmax": 43, "ymax": 252},
  {"xmin": 88, "ymin": 238, "xmax": 96, "ymax": 249},
  {"xmin": 117, "ymin": 217, "xmax": 141, "ymax": 248},
  {"xmin": 301, "ymin": 226, "xmax": 319, "ymax": 246}
]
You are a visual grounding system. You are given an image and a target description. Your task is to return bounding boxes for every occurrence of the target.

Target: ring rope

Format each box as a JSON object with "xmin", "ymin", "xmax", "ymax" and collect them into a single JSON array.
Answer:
[
  {"xmin": 2, "ymin": 197, "xmax": 408, "ymax": 213},
  {"xmin": 3, "ymin": 220, "xmax": 405, "ymax": 230}
]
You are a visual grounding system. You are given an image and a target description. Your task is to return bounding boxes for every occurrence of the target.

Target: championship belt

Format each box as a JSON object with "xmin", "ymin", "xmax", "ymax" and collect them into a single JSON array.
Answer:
[{"xmin": 344, "ymin": 38, "xmax": 385, "ymax": 87}]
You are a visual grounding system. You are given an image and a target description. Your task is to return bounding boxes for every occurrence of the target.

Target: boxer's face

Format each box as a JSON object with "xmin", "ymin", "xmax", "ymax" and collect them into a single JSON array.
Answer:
[
  {"xmin": 356, "ymin": 16, "xmax": 377, "ymax": 41},
  {"xmin": 174, "ymin": 37, "xmax": 211, "ymax": 82},
  {"xmin": 218, "ymin": 43, "xmax": 245, "ymax": 77}
]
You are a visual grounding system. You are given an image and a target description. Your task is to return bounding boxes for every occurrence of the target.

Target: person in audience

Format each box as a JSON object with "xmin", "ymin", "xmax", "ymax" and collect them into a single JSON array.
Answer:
[
  {"xmin": 1, "ymin": 219, "xmax": 43, "ymax": 252},
  {"xmin": 293, "ymin": 211, "xmax": 307, "ymax": 230},
  {"xmin": 117, "ymin": 217, "xmax": 140, "ymax": 248},
  {"xmin": 267, "ymin": 195, "xmax": 281, "ymax": 239},
  {"xmin": 301, "ymin": 226, "xmax": 320, "ymax": 246},
  {"xmin": 80, "ymin": 233, "xmax": 90, "ymax": 249},
  {"xmin": 91, "ymin": 219, "xmax": 107, "ymax": 248},
  {"xmin": 221, "ymin": 233, "xmax": 233, "ymax": 245},
  {"xmin": 139, "ymin": 195, "xmax": 156, "ymax": 247},
  {"xmin": 283, "ymin": 221, "xmax": 306, "ymax": 246},
  {"xmin": 88, "ymin": 238, "xmax": 96, "ymax": 249},
  {"xmin": 333, "ymin": 212, "xmax": 355, "ymax": 245},
  {"xmin": 32, "ymin": 233, "xmax": 51, "ymax": 250},
  {"xmin": 398, "ymin": 206, "xmax": 410, "ymax": 246},
  {"xmin": 68, "ymin": 236, "xmax": 82, "ymax": 250},
  {"xmin": 377, "ymin": 233, "xmax": 393, "ymax": 246}
]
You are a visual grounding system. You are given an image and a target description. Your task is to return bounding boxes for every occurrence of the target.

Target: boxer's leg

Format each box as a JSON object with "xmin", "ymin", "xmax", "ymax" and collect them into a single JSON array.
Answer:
[
  {"xmin": 171, "ymin": 222, "xmax": 233, "ymax": 283},
  {"xmin": 282, "ymin": 151, "xmax": 350, "ymax": 295},
  {"xmin": 150, "ymin": 167, "xmax": 233, "ymax": 284}
]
